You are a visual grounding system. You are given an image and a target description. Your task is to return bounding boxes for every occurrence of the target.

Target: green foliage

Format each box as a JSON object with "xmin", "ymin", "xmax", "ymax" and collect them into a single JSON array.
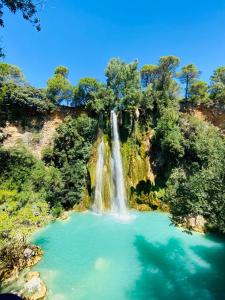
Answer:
[
  {"xmin": 105, "ymin": 58, "xmax": 142, "ymax": 136},
  {"xmin": 139, "ymin": 85, "xmax": 154, "ymax": 125},
  {"xmin": 0, "ymin": 82, "xmax": 54, "ymax": 113},
  {"xmin": 0, "ymin": 62, "xmax": 25, "ymax": 84},
  {"xmin": 54, "ymin": 66, "xmax": 69, "ymax": 78},
  {"xmin": 47, "ymin": 66, "xmax": 73, "ymax": 105},
  {"xmin": 105, "ymin": 58, "xmax": 140, "ymax": 107},
  {"xmin": 0, "ymin": 55, "xmax": 225, "ymax": 241},
  {"xmin": 75, "ymin": 77, "xmax": 101, "ymax": 106},
  {"xmin": 164, "ymin": 116, "xmax": 225, "ymax": 233},
  {"xmin": 49, "ymin": 114, "xmax": 98, "ymax": 207},
  {"xmin": 178, "ymin": 64, "xmax": 200, "ymax": 100},
  {"xmin": 141, "ymin": 56, "xmax": 181, "ymax": 118},
  {"xmin": 155, "ymin": 107, "xmax": 185, "ymax": 159},
  {"xmin": 0, "ymin": 0, "xmax": 41, "ymax": 57},
  {"xmin": 0, "ymin": 0, "xmax": 40, "ymax": 30},
  {"xmin": 51, "ymin": 202, "xmax": 63, "ymax": 218},
  {"xmin": 0, "ymin": 147, "xmax": 65, "ymax": 266},
  {"xmin": 141, "ymin": 64, "xmax": 159, "ymax": 88},
  {"xmin": 0, "ymin": 145, "xmax": 63, "ymax": 278},
  {"xmin": 189, "ymin": 80, "xmax": 209, "ymax": 106},
  {"xmin": 210, "ymin": 66, "xmax": 225, "ymax": 105}
]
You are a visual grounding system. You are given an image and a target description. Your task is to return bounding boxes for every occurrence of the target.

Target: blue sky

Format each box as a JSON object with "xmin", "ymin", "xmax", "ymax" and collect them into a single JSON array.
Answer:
[{"xmin": 1, "ymin": 0, "xmax": 225, "ymax": 87}]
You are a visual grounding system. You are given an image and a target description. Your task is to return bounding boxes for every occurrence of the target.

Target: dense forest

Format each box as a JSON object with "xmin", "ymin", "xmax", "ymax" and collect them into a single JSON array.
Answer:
[{"xmin": 0, "ymin": 56, "xmax": 225, "ymax": 282}]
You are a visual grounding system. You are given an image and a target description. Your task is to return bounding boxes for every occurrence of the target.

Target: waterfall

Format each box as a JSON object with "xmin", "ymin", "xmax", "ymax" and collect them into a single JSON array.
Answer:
[
  {"xmin": 92, "ymin": 139, "xmax": 105, "ymax": 213},
  {"xmin": 110, "ymin": 110, "xmax": 127, "ymax": 215}
]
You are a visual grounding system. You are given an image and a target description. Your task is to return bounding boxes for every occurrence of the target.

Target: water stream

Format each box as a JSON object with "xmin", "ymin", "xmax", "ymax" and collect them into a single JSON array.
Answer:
[{"xmin": 110, "ymin": 110, "xmax": 127, "ymax": 216}]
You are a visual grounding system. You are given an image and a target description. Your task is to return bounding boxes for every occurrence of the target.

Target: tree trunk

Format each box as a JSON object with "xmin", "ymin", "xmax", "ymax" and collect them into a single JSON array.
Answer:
[{"xmin": 185, "ymin": 77, "xmax": 189, "ymax": 101}]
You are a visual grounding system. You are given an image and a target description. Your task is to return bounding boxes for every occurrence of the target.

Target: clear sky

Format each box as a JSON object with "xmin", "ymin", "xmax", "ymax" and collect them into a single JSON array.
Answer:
[{"xmin": 1, "ymin": 0, "xmax": 225, "ymax": 87}]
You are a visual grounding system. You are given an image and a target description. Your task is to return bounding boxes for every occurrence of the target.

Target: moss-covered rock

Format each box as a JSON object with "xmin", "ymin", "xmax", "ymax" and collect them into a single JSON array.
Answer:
[
  {"xmin": 121, "ymin": 127, "xmax": 155, "ymax": 207},
  {"xmin": 82, "ymin": 134, "xmax": 112, "ymax": 210},
  {"xmin": 82, "ymin": 125, "xmax": 169, "ymax": 213}
]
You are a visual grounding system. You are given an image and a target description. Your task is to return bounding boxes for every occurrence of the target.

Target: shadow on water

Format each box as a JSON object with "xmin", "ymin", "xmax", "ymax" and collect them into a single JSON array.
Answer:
[
  {"xmin": 33, "ymin": 237, "xmax": 50, "ymax": 249},
  {"xmin": 128, "ymin": 235, "xmax": 225, "ymax": 300}
]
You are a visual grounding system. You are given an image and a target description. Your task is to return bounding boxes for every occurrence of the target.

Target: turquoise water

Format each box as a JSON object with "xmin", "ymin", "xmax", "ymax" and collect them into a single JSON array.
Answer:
[{"xmin": 32, "ymin": 212, "xmax": 225, "ymax": 300}]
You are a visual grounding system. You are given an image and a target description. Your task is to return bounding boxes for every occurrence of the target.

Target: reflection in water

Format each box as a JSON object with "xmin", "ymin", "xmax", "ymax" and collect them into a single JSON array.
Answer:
[
  {"xmin": 29, "ymin": 212, "xmax": 225, "ymax": 300},
  {"xmin": 129, "ymin": 235, "xmax": 225, "ymax": 300}
]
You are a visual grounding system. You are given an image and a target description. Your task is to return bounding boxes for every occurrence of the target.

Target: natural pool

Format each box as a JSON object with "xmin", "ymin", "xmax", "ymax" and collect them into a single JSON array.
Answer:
[{"xmin": 32, "ymin": 211, "xmax": 225, "ymax": 300}]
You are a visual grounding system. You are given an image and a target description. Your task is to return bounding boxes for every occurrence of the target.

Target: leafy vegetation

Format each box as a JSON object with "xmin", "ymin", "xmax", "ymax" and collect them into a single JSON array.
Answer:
[
  {"xmin": 0, "ymin": 0, "xmax": 41, "ymax": 57},
  {"xmin": 0, "ymin": 147, "xmax": 62, "ymax": 279},
  {"xmin": 0, "ymin": 56, "xmax": 225, "ymax": 281},
  {"xmin": 43, "ymin": 114, "xmax": 98, "ymax": 208}
]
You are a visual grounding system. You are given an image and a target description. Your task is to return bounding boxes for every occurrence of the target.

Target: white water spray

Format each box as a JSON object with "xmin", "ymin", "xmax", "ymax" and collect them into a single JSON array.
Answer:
[
  {"xmin": 111, "ymin": 110, "xmax": 127, "ymax": 216},
  {"xmin": 92, "ymin": 139, "xmax": 105, "ymax": 213}
]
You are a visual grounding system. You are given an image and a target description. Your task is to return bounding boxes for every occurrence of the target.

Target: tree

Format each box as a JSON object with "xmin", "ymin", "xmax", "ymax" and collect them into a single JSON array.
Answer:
[
  {"xmin": 75, "ymin": 77, "xmax": 101, "ymax": 107},
  {"xmin": 165, "ymin": 117, "xmax": 225, "ymax": 233},
  {"xmin": 105, "ymin": 58, "xmax": 142, "ymax": 134},
  {"xmin": 0, "ymin": 0, "xmax": 42, "ymax": 57},
  {"xmin": 0, "ymin": 62, "xmax": 25, "ymax": 84},
  {"xmin": 50, "ymin": 115, "xmax": 98, "ymax": 207},
  {"xmin": 140, "ymin": 64, "xmax": 159, "ymax": 88},
  {"xmin": 178, "ymin": 64, "xmax": 200, "ymax": 100},
  {"xmin": 155, "ymin": 107, "xmax": 185, "ymax": 160},
  {"xmin": 189, "ymin": 80, "xmax": 209, "ymax": 106},
  {"xmin": 210, "ymin": 66, "xmax": 225, "ymax": 105},
  {"xmin": 157, "ymin": 56, "xmax": 180, "ymax": 93},
  {"xmin": 54, "ymin": 66, "xmax": 69, "ymax": 78},
  {"xmin": 0, "ymin": 0, "xmax": 41, "ymax": 30},
  {"xmin": 0, "ymin": 82, "xmax": 53, "ymax": 113},
  {"xmin": 47, "ymin": 66, "xmax": 73, "ymax": 106},
  {"xmin": 105, "ymin": 58, "xmax": 140, "ymax": 106}
]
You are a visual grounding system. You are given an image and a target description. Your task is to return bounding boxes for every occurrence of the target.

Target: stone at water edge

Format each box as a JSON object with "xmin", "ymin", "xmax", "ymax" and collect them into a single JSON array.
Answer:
[
  {"xmin": 60, "ymin": 211, "xmax": 69, "ymax": 220},
  {"xmin": 186, "ymin": 215, "xmax": 207, "ymax": 233},
  {"xmin": 24, "ymin": 248, "xmax": 35, "ymax": 259},
  {"xmin": 23, "ymin": 271, "xmax": 46, "ymax": 300}
]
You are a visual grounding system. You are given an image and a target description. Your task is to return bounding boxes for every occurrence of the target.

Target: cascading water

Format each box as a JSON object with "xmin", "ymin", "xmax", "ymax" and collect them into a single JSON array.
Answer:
[
  {"xmin": 92, "ymin": 139, "xmax": 105, "ymax": 213},
  {"xmin": 110, "ymin": 110, "xmax": 127, "ymax": 216}
]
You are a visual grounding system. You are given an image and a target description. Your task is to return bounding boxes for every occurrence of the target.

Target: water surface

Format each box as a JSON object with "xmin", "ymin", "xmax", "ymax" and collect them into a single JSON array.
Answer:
[{"xmin": 32, "ymin": 212, "xmax": 225, "ymax": 300}]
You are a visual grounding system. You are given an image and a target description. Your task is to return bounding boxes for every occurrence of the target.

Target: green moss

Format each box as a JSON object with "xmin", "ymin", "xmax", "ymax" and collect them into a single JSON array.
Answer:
[
  {"xmin": 83, "ymin": 126, "xmax": 168, "ymax": 213},
  {"xmin": 84, "ymin": 134, "xmax": 112, "ymax": 210},
  {"xmin": 121, "ymin": 128, "xmax": 155, "ymax": 207}
]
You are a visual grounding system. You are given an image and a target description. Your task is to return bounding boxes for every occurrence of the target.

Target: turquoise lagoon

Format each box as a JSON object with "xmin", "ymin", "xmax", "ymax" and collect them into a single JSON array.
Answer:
[{"xmin": 32, "ymin": 211, "xmax": 225, "ymax": 300}]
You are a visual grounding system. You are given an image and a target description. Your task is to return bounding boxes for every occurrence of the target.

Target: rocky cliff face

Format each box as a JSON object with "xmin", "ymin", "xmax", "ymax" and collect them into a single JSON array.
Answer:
[
  {"xmin": 190, "ymin": 105, "xmax": 225, "ymax": 134},
  {"xmin": 0, "ymin": 110, "xmax": 64, "ymax": 159}
]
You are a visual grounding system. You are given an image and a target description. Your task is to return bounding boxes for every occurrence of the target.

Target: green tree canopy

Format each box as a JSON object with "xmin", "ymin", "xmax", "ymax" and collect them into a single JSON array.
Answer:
[
  {"xmin": 210, "ymin": 66, "xmax": 225, "ymax": 105},
  {"xmin": 105, "ymin": 58, "xmax": 140, "ymax": 105},
  {"xmin": 0, "ymin": 62, "xmax": 25, "ymax": 84},
  {"xmin": 178, "ymin": 64, "xmax": 200, "ymax": 100},
  {"xmin": 47, "ymin": 66, "xmax": 73, "ymax": 105},
  {"xmin": 75, "ymin": 77, "xmax": 101, "ymax": 107},
  {"xmin": 54, "ymin": 66, "xmax": 69, "ymax": 78},
  {"xmin": 189, "ymin": 80, "xmax": 209, "ymax": 106},
  {"xmin": 0, "ymin": 82, "xmax": 53, "ymax": 112},
  {"xmin": 0, "ymin": 0, "xmax": 41, "ymax": 30},
  {"xmin": 140, "ymin": 64, "xmax": 159, "ymax": 88}
]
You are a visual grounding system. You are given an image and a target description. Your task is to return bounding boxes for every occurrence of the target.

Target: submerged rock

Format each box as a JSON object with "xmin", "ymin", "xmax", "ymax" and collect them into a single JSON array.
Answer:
[{"xmin": 23, "ymin": 271, "xmax": 46, "ymax": 300}]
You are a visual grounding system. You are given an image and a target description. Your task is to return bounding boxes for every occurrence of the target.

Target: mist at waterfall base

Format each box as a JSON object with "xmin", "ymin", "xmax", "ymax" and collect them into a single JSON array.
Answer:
[{"xmin": 32, "ymin": 211, "xmax": 225, "ymax": 300}]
